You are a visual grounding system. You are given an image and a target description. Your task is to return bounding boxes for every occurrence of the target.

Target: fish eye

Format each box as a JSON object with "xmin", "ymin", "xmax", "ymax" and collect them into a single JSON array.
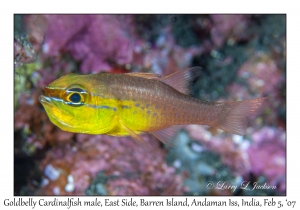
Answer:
[
  {"xmin": 69, "ymin": 93, "xmax": 81, "ymax": 103},
  {"xmin": 65, "ymin": 86, "xmax": 87, "ymax": 107}
]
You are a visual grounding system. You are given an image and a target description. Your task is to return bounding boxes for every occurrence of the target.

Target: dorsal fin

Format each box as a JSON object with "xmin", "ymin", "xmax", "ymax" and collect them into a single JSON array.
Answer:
[
  {"xmin": 126, "ymin": 72, "xmax": 162, "ymax": 80},
  {"xmin": 150, "ymin": 125, "xmax": 182, "ymax": 147},
  {"xmin": 161, "ymin": 67, "xmax": 202, "ymax": 95}
]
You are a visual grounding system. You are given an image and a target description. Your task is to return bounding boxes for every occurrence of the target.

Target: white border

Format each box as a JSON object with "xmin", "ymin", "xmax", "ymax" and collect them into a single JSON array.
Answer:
[{"xmin": 2, "ymin": 1, "xmax": 298, "ymax": 210}]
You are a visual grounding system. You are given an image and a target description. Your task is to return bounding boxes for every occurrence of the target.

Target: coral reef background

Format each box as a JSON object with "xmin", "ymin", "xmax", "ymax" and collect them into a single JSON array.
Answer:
[{"xmin": 14, "ymin": 14, "xmax": 286, "ymax": 196}]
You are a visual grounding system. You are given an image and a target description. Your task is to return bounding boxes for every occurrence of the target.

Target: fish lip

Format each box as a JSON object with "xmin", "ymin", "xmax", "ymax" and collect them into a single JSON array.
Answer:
[{"xmin": 39, "ymin": 95, "xmax": 52, "ymax": 104}]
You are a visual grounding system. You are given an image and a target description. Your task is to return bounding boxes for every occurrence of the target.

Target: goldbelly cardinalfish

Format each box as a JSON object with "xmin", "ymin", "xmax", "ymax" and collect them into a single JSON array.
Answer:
[{"xmin": 39, "ymin": 67, "xmax": 266, "ymax": 147}]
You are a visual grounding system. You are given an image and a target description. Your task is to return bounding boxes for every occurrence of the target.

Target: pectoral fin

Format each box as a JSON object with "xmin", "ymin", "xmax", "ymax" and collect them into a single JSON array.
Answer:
[{"xmin": 120, "ymin": 121, "xmax": 151, "ymax": 149}]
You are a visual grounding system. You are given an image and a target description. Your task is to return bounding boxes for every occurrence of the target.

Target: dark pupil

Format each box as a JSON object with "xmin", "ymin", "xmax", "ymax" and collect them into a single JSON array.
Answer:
[{"xmin": 70, "ymin": 93, "xmax": 81, "ymax": 103}]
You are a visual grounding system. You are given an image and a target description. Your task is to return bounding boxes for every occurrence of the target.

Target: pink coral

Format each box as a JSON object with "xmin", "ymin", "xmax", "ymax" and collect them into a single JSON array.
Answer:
[
  {"xmin": 226, "ymin": 83, "xmax": 253, "ymax": 101},
  {"xmin": 35, "ymin": 56, "xmax": 76, "ymax": 89},
  {"xmin": 26, "ymin": 15, "xmax": 201, "ymax": 76},
  {"xmin": 210, "ymin": 15, "xmax": 251, "ymax": 47},
  {"xmin": 106, "ymin": 178, "xmax": 149, "ymax": 195},
  {"xmin": 132, "ymin": 27, "xmax": 200, "ymax": 76},
  {"xmin": 37, "ymin": 134, "xmax": 185, "ymax": 195},
  {"xmin": 185, "ymin": 125, "xmax": 250, "ymax": 176},
  {"xmin": 185, "ymin": 124, "xmax": 286, "ymax": 193},
  {"xmin": 236, "ymin": 52, "xmax": 285, "ymax": 126},
  {"xmin": 29, "ymin": 15, "xmax": 134, "ymax": 73},
  {"xmin": 247, "ymin": 127, "xmax": 286, "ymax": 192},
  {"xmin": 238, "ymin": 52, "xmax": 284, "ymax": 96}
]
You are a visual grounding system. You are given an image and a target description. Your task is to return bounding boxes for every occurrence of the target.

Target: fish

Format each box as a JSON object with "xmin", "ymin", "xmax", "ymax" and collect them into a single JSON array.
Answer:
[{"xmin": 39, "ymin": 67, "xmax": 267, "ymax": 147}]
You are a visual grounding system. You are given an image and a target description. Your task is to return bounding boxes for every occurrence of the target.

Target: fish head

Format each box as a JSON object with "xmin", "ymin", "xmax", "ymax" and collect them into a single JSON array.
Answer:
[{"xmin": 39, "ymin": 73, "xmax": 101, "ymax": 133}]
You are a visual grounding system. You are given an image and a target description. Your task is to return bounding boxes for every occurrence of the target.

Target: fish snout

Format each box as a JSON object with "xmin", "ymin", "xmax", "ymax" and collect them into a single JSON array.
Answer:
[
  {"xmin": 42, "ymin": 86, "xmax": 61, "ymax": 97},
  {"xmin": 42, "ymin": 86, "xmax": 52, "ymax": 96},
  {"xmin": 39, "ymin": 87, "xmax": 55, "ymax": 103}
]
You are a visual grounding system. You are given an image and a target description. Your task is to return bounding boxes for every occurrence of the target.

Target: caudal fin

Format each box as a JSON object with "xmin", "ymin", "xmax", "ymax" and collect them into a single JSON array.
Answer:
[{"xmin": 215, "ymin": 97, "xmax": 267, "ymax": 135}]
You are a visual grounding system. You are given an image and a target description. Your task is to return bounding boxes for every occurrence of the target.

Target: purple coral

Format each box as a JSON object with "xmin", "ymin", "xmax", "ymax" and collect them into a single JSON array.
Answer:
[
  {"xmin": 238, "ymin": 52, "xmax": 284, "ymax": 96},
  {"xmin": 236, "ymin": 52, "xmax": 285, "ymax": 126},
  {"xmin": 106, "ymin": 178, "xmax": 149, "ymax": 195},
  {"xmin": 39, "ymin": 15, "xmax": 134, "ymax": 73},
  {"xmin": 185, "ymin": 124, "xmax": 286, "ymax": 193},
  {"xmin": 134, "ymin": 27, "xmax": 201, "ymax": 76},
  {"xmin": 37, "ymin": 134, "xmax": 185, "ymax": 195},
  {"xmin": 185, "ymin": 125, "xmax": 250, "ymax": 176},
  {"xmin": 247, "ymin": 127, "xmax": 286, "ymax": 192},
  {"xmin": 210, "ymin": 15, "xmax": 251, "ymax": 47}
]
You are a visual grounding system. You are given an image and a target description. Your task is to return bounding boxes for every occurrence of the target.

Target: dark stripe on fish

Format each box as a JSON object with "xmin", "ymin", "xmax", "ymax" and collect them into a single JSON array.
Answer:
[
  {"xmin": 121, "ymin": 105, "xmax": 131, "ymax": 109},
  {"xmin": 85, "ymin": 104, "xmax": 117, "ymax": 111}
]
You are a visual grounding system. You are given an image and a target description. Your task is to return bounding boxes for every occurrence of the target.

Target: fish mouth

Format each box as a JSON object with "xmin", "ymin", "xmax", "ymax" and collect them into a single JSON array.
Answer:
[
  {"xmin": 40, "ymin": 89, "xmax": 52, "ymax": 103},
  {"xmin": 39, "ymin": 95, "xmax": 52, "ymax": 105}
]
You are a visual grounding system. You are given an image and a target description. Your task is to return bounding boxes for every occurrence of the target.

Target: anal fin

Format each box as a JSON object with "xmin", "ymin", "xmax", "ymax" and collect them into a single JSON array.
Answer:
[{"xmin": 150, "ymin": 126, "xmax": 182, "ymax": 147}]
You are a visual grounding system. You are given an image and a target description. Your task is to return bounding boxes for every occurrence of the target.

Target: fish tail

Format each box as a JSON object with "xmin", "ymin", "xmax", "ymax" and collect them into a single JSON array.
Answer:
[{"xmin": 214, "ymin": 97, "xmax": 267, "ymax": 135}]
